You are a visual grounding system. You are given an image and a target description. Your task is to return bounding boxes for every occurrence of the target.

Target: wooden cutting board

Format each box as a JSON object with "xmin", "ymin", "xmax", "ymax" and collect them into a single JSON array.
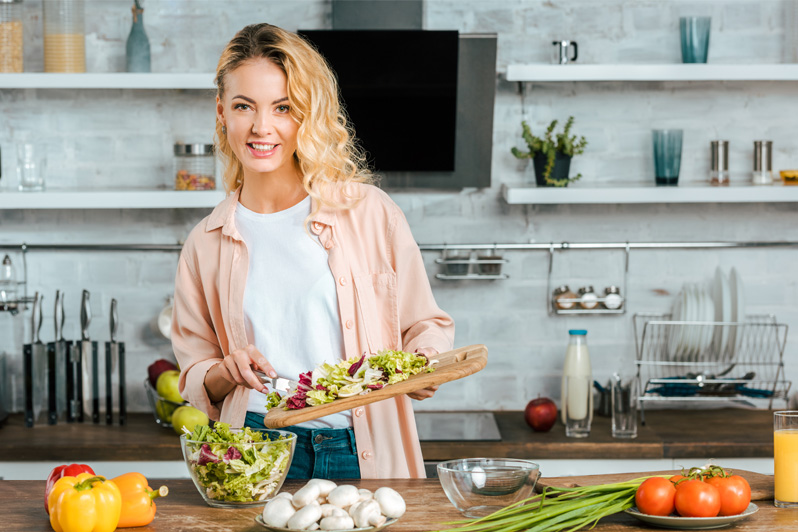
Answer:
[
  {"xmin": 261, "ymin": 344, "xmax": 488, "ymax": 429},
  {"xmin": 536, "ymin": 469, "xmax": 774, "ymax": 501}
]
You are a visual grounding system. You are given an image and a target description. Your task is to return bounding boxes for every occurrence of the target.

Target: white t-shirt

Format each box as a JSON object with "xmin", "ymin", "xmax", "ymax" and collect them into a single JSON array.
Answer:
[{"xmin": 235, "ymin": 196, "xmax": 351, "ymax": 429}]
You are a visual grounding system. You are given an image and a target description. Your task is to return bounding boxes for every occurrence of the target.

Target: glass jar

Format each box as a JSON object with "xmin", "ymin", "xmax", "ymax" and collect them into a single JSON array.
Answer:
[
  {"xmin": 44, "ymin": 0, "xmax": 86, "ymax": 73},
  {"xmin": 553, "ymin": 285, "xmax": 577, "ymax": 310},
  {"xmin": 173, "ymin": 143, "xmax": 216, "ymax": 190},
  {"xmin": 603, "ymin": 286, "xmax": 623, "ymax": 310},
  {"xmin": 578, "ymin": 286, "xmax": 599, "ymax": 310},
  {"xmin": 0, "ymin": 0, "xmax": 23, "ymax": 73}
]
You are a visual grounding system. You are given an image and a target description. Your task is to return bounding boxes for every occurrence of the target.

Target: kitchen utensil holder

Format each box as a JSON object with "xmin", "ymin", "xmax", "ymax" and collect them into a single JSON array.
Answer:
[
  {"xmin": 435, "ymin": 248, "xmax": 509, "ymax": 281},
  {"xmin": 633, "ymin": 312, "xmax": 790, "ymax": 424},
  {"xmin": 546, "ymin": 244, "xmax": 629, "ymax": 316}
]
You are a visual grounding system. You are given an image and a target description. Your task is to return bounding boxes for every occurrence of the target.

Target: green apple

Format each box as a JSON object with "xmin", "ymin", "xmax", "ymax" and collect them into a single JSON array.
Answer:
[
  {"xmin": 155, "ymin": 399, "xmax": 178, "ymax": 423},
  {"xmin": 156, "ymin": 370, "xmax": 184, "ymax": 404},
  {"xmin": 171, "ymin": 405, "xmax": 209, "ymax": 435}
]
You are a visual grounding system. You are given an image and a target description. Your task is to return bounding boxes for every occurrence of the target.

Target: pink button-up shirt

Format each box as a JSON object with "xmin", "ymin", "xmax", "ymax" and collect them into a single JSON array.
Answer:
[{"xmin": 171, "ymin": 184, "xmax": 454, "ymax": 478}]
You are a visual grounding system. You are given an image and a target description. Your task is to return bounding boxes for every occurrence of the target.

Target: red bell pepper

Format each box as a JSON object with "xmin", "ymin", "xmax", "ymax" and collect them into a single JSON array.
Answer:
[{"xmin": 44, "ymin": 463, "xmax": 96, "ymax": 514}]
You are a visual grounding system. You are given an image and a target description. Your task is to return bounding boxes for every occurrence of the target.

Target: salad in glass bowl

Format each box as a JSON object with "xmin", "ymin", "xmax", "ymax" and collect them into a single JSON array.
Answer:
[{"xmin": 180, "ymin": 423, "xmax": 296, "ymax": 508}]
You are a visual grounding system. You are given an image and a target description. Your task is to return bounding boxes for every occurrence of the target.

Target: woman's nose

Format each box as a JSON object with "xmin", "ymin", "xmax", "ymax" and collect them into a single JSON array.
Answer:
[{"xmin": 252, "ymin": 112, "xmax": 275, "ymax": 136}]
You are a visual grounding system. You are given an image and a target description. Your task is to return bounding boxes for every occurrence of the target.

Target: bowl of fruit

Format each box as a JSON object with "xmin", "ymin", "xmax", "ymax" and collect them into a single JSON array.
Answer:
[{"xmin": 145, "ymin": 359, "xmax": 209, "ymax": 434}]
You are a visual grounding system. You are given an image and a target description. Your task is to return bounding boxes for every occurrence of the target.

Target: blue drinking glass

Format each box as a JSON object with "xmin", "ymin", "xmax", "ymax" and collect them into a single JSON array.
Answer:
[
  {"xmin": 680, "ymin": 17, "xmax": 711, "ymax": 63},
  {"xmin": 652, "ymin": 130, "xmax": 683, "ymax": 186}
]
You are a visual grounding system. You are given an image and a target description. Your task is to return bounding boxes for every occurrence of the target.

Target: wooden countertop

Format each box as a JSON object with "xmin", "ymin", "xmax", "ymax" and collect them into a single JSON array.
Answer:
[
  {"xmin": 0, "ymin": 408, "xmax": 775, "ymax": 462},
  {"xmin": 3, "ymin": 478, "xmax": 795, "ymax": 532}
]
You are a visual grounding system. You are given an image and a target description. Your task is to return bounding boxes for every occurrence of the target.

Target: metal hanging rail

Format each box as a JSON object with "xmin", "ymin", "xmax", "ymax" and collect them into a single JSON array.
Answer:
[{"xmin": 417, "ymin": 241, "xmax": 798, "ymax": 251}]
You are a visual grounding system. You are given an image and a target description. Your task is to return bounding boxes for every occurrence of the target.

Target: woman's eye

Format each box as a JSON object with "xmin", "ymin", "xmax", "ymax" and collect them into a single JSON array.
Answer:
[
  {"xmin": 233, "ymin": 103, "xmax": 250, "ymax": 110},
  {"xmin": 276, "ymin": 105, "xmax": 290, "ymax": 113}
]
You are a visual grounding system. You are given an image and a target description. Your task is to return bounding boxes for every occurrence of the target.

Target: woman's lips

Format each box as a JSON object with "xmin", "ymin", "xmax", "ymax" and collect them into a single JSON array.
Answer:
[{"xmin": 246, "ymin": 143, "xmax": 279, "ymax": 158}]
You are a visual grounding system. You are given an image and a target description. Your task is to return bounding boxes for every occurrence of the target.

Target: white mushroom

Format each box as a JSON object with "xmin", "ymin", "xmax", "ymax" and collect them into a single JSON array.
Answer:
[
  {"xmin": 347, "ymin": 500, "xmax": 363, "ymax": 517},
  {"xmin": 292, "ymin": 484, "xmax": 322, "ymax": 509},
  {"xmin": 326, "ymin": 484, "xmax": 360, "ymax": 508},
  {"xmin": 375, "ymin": 486, "xmax": 406, "ymax": 518},
  {"xmin": 286, "ymin": 501, "xmax": 322, "ymax": 530},
  {"xmin": 369, "ymin": 513, "xmax": 387, "ymax": 527},
  {"xmin": 274, "ymin": 491, "xmax": 294, "ymax": 501},
  {"xmin": 357, "ymin": 488, "xmax": 373, "ymax": 502},
  {"xmin": 319, "ymin": 515, "xmax": 355, "ymax": 530},
  {"xmin": 353, "ymin": 499, "xmax": 382, "ymax": 528},
  {"xmin": 307, "ymin": 478, "xmax": 338, "ymax": 497},
  {"xmin": 308, "ymin": 524, "xmax": 320, "ymax": 531},
  {"xmin": 320, "ymin": 504, "xmax": 348, "ymax": 518},
  {"xmin": 261, "ymin": 497, "xmax": 297, "ymax": 528}
]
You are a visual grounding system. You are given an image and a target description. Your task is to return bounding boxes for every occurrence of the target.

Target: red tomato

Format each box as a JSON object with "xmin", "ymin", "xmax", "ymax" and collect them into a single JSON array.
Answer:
[
  {"xmin": 674, "ymin": 479, "xmax": 721, "ymax": 517},
  {"xmin": 705, "ymin": 475, "xmax": 752, "ymax": 516},
  {"xmin": 669, "ymin": 474, "xmax": 686, "ymax": 485},
  {"xmin": 635, "ymin": 477, "xmax": 677, "ymax": 516}
]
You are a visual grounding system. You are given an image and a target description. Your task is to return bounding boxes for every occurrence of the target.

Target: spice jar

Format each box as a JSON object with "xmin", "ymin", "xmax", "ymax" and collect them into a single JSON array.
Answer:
[
  {"xmin": 553, "ymin": 285, "xmax": 578, "ymax": 310},
  {"xmin": 173, "ymin": 143, "xmax": 216, "ymax": 191},
  {"xmin": 0, "ymin": 254, "xmax": 17, "ymax": 310},
  {"xmin": 0, "ymin": 0, "xmax": 23, "ymax": 73},
  {"xmin": 578, "ymin": 286, "xmax": 599, "ymax": 310},
  {"xmin": 603, "ymin": 286, "xmax": 623, "ymax": 310},
  {"xmin": 44, "ymin": 0, "xmax": 86, "ymax": 73}
]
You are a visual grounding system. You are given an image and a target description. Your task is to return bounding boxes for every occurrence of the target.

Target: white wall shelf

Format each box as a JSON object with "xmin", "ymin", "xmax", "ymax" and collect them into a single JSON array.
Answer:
[
  {"xmin": 0, "ymin": 73, "xmax": 215, "ymax": 89},
  {"xmin": 501, "ymin": 183, "xmax": 798, "ymax": 205},
  {"xmin": 0, "ymin": 189, "xmax": 225, "ymax": 209},
  {"xmin": 505, "ymin": 64, "xmax": 798, "ymax": 82}
]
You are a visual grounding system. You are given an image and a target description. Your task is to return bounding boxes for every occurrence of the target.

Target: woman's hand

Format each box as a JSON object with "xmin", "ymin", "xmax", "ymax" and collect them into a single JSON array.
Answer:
[
  {"xmin": 408, "ymin": 347, "xmax": 439, "ymax": 401},
  {"xmin": 204, "ymin": 344, "xmax": 276, "ymax": 402}
]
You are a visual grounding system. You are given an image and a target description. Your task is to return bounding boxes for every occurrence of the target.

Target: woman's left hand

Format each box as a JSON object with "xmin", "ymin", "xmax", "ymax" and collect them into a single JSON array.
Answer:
[{"xmin": 408, "ymin": 347, "xmax": 439, "ymax": 401}]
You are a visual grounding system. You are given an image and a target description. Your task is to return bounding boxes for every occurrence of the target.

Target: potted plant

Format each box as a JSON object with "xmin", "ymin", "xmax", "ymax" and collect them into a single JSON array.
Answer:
[{"xmin": 511, "ymin": 117, "xmax": 588, "ymax": 187}]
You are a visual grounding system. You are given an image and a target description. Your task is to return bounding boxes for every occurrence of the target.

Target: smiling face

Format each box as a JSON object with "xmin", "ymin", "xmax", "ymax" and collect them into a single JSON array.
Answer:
[{"xmin": 216, "ymin": 58, "xmax": 300, "ymax": 181}]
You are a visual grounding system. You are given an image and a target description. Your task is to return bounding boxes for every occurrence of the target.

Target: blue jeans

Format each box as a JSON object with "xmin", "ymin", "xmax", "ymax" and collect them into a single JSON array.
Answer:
[{"xmin": 244, "ymin": 411, "xmax": 361, "ymax": 480}]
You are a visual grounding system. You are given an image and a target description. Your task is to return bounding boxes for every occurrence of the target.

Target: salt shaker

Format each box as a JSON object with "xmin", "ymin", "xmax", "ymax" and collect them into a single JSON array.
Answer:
[
  {"xmin": 752, "ymin": 140, "xmax": 773, "ymax": 185},
  {"xmin": 603, "ymin": 286, "xmax": 623, "ymax": 310},
  {"xmin": 710, "ymin": 140, "xmax": 729, "ymax": 186},
  {"xmin": 578, "ymin": 286, "xmax": 599, "ymax": 310}
]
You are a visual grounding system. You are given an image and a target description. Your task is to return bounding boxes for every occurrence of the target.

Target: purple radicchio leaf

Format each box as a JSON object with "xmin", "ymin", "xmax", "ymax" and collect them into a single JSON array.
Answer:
[
  {"xmin": 286, "ymin": 390, "xmax": 308, "ymax": 410},
  {"xmin": 316, "ymin": 383, "xmax": 327, "ymax": 391},
  {"xmin": 367, "ymin": 383, "xmax": 384, "ymax": 390},
  {"xmin": 198, "ymin": 444, "xmax": 221, "ymax": 466},
  {"xmin": 299, "ymin": 371, "xmax": 313, "ymax": 388},
  {"xmin": 223, "ymin": 445, "xmax": 242, "ymax": 463},
  {"xmin": 348, "ymin": 354, "xmax": 366, "ymax": 377}
]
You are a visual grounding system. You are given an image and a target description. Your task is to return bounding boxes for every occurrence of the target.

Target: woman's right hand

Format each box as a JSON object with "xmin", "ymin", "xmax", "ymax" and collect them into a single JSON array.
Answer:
[{"xmin": 204, "ymin": 344, "xmax": 277, "ymax": 401}]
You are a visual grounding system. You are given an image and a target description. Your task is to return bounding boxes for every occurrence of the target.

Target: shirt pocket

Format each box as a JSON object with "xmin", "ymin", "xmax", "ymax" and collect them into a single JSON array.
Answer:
[{"xmin": 353, "ymin": 272, "xmax": 400, "ymax": 353}]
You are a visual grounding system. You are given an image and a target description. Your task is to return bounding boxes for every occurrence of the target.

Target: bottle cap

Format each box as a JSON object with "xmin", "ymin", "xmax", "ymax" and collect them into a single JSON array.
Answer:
[{"xmin": 568, "ymin": 329, "xmax": 587, "ymax": 335}]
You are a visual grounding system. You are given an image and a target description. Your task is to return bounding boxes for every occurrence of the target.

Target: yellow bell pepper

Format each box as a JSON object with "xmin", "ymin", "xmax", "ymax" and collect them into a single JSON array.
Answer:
[
  {"xmin": 111, "ymin": 472, "xmax": 168, "ymax": 528},
  {"xmin": 47, "ymin": 473, "xmax": 121, "ymax": 532}
]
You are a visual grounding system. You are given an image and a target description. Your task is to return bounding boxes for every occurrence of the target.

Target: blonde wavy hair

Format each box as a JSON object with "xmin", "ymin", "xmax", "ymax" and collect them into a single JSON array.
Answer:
[{"xmin": 214, "ymin": 23, "xmax": 374, "ymax": 210}]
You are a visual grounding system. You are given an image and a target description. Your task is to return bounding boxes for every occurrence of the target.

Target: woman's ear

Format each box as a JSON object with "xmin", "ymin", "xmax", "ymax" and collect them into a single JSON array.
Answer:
[{"xmin": 216, "ymin": 95, "xmax": 225, "ymax": 128}]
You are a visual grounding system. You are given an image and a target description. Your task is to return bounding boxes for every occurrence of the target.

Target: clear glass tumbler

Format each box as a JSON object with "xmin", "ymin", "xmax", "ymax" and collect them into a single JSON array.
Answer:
[
  {"xmin": 16, "ymin": 143, "xmax": 46, "ymax": 192},
  {"xmin": 680, "ymin": 17, "xmax": 711, "ymax": 63},
  {"xmin": 564, "ymin": 375, "xmax": 591, "ymax": 438},
  {"xmin": 774, "ymin": 411, "xmax": 798, "ymax": 508},
  {"xmin": 611, "ymin": 376, "xmax": 638, "ymax": 439},
  {"xmin": 652, "ymin": 129, "xmax": 683, "ymax": 186}
]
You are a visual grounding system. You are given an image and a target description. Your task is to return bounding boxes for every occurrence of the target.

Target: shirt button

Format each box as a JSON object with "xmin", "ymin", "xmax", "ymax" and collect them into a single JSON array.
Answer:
[
  {"xmin": 361, "ymin": 450, "xmax": 373, "ymax": 460},
  {"xmin": 354, "ymin": 407, "xmax": 364, "ymax": 417},
  {"xmin": 345, "ymin": 320, "xmax": 353, "ymax": 329},
  {"xmin": 339, "ymin": 276, "xmax": 347, "ymax": 286},
  {"xmin": 324, "ymin": 240, "xmax": 334, "ymax": 250}
]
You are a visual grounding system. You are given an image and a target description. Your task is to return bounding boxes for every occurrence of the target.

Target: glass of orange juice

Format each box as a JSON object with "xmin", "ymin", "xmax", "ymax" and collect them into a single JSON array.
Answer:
[{"xmin": 775, "ymin": 411, "xmax": 798, "ymax": 508}]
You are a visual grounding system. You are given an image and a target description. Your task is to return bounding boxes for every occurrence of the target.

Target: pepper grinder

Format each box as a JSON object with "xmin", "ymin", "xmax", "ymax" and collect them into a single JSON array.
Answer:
[{"xmin": 752, "ymin": 140, "xmax": 773, "ymax": 185}]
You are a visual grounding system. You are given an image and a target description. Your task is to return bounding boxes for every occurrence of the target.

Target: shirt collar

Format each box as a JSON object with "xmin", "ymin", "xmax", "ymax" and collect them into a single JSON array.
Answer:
[{"xmin": 205, "ymin": 186, "xmax": 337, "ymax": 236}]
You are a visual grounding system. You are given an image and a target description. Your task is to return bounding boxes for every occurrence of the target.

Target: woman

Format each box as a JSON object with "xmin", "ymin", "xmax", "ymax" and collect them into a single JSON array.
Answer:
[{"xmin": 171, "ymin": 23, "xmax": 454, "ymax": 480}]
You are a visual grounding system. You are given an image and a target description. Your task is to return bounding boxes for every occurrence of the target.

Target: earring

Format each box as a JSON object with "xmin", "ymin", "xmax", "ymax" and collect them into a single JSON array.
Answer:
[{"xmin": 221, "ymin": 125, "xmax": 227, "ymax": 135}]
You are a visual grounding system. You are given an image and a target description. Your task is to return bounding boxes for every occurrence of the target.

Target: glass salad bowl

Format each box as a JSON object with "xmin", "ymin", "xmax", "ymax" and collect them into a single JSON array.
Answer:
[
  {"xmin": 180, "ymin": 427, "xmax": 297, "ymax": 508},
  {"xmin": 437, "ymin": 458, "xmax": 540, "ymax": 518}
]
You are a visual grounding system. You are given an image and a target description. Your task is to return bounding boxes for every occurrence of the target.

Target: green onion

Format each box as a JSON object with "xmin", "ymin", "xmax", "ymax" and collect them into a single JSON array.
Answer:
[{"xmin": 430, "ymin": 477, "xmax": 660, "ymax": 532}]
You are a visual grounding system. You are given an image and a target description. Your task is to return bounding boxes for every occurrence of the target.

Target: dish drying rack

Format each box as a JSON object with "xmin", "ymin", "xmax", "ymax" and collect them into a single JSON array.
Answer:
[{"xmin": 633, "ymin": 312, "xmax": 791, "ymax": 423}]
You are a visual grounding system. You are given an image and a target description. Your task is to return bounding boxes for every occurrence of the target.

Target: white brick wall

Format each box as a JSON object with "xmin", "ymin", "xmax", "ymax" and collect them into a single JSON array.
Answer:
[{"xmin": 1, "ymin": 1, "xmax": 797, "ymax": 421}]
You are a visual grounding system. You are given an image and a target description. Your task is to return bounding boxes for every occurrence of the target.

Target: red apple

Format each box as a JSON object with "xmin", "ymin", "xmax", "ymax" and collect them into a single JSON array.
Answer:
[
  {"xmin": 148, "ymin": 358, "xmax": 178, "ymax": 387},
  {"xmin": 524, "ymin": 396, "xmax": 557, "ymax": 432}
]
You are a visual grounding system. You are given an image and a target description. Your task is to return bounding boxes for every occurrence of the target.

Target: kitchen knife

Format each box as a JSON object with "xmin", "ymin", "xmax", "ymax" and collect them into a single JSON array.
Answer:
[
  {"xmin": 46, "ymin": 293, "xmax": 57, "ymax": 425},
  {"xmin": 253, "ymin": 371, "xmax": 298, "ymax": 393},
  {"xmin": 23, "ymin": 292, "xmax": 38, "ymax": 427},
  {"xmin": 79, "ymin": 290, "xmax": 101, "ymax": 424},
  {"xmin": 32, "ymin": 292, "xmax": 47, "ymax": 425},
  {"xmin": 105, "ymin": 299, "xmax": 117, "ymax": 425},
  {"xmin": 118, "ymin": 303, "xmax": 126, "ymax": 426},
  {"xmin": 53, "ymin": 291, "xmax": 71, "ymax": 423}
]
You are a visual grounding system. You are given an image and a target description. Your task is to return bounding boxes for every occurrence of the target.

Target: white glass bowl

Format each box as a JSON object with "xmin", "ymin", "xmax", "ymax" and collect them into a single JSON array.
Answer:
[{"xmin": 437, "ymin": 458, "xmax": 540, "ymax": 518}]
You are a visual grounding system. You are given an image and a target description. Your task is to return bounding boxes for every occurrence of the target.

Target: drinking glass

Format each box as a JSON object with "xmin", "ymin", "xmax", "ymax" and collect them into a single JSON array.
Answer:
[
  {"xmin": 611, "ymin": 375, "xmax": 638, "ymax": 439},
  {"xmin": 16, "ymin": 143, "xmax": 46, "ymax": 191},
  {"xmin": 680, "ymin": 17, "xmax": 711, "ymax": 63},
  {"xmin": 652, "ymin": 130, "xmax": 683, "ymax": 186},
  {"xmin": 564, "ymin": 375, "xmax": 591, "ymax": 438},
  {"xmin": 774, "ymin": 411, "xmax": 798, "ymax": 508}
]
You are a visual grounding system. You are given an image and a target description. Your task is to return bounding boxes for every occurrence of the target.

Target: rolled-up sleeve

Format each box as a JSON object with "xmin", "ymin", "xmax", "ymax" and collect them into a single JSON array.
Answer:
[
  {"xmin": 389, "ymin": 206, "xmax": 454, "ymax": 354},
  {"xmin": 171, "ymin": 248, "xmax": 224, "ymax": 420}
]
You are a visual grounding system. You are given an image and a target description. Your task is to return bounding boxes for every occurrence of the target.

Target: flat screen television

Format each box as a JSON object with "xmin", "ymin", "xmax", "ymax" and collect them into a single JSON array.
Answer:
[{"xmin": 298, "ymin": 30, "xmax": 459, "ymax": 173}]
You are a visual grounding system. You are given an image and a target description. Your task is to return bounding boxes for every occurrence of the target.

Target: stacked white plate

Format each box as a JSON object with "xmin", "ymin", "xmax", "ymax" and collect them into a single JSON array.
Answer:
[{"xmin": 668, "ymin": 267, "xmax": 746, "ymax": 362}]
